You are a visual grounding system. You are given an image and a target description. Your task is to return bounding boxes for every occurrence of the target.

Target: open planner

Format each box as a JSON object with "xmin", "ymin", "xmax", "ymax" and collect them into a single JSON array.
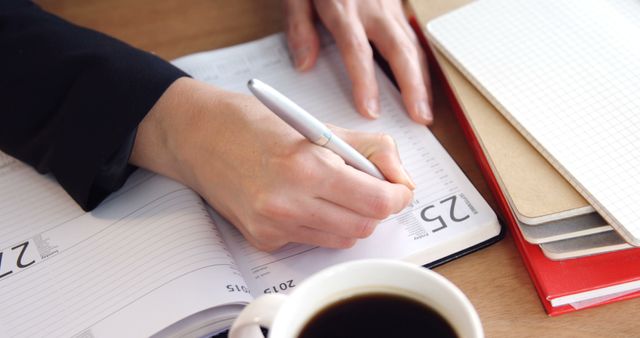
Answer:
[
  {"xmin": 426, "ymin": 0, "xmax": 640, "ymax": 246},
  {"xmin": 0, "ymin": 32, "xmax": 500, "ymax": 337}
]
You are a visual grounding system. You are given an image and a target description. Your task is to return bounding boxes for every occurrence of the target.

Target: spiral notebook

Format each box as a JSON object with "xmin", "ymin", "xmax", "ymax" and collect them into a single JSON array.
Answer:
[{"xmin": 426, "ymin": 0, "xmax": 640, "ymax": 246}]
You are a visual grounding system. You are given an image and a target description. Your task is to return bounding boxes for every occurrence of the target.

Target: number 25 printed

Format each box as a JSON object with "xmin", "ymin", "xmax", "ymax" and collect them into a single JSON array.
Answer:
[{"xmin": 420, "ymin": 195, "xmax": 470, "ymax": 233}]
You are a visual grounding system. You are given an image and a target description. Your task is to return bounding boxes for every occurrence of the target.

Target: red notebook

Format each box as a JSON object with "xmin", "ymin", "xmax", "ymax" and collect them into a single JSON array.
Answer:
[{"xmin": 409, "ymin": 17, "xmax": 640, "ymax": 316}]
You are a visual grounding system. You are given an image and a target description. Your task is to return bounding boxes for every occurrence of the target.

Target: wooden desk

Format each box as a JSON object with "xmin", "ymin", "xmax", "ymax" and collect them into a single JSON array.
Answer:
[{"xmin": 37, "ymin": 0, "xmax": 639, "ymax": 336}]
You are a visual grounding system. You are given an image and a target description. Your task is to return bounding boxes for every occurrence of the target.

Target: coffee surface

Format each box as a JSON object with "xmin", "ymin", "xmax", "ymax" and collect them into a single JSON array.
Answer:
[{"xmin": 298, "ymin": 292, "xmax": 458, "ymax": 338}]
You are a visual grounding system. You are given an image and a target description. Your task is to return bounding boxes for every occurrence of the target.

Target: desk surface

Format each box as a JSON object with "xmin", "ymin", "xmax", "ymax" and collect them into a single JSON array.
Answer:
[{"xmin": 37, "ymin": 0, "xmax": 639, "ymax": 336}]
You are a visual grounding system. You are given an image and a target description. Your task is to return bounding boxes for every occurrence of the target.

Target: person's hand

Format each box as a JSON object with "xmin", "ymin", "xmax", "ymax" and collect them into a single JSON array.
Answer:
[
  {"xmin": 284, "ymin": 0, "xmax": 433, "ymax": 124},
  {"xmin": 130, "ymin": 77, "xmax": 414, "ymax": 251}
]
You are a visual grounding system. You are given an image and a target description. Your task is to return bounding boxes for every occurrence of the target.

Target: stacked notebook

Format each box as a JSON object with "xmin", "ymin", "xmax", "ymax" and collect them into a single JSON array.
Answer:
[{"xmin": 413, "ymin": 0, "xmax": 640, "ymax": 314}]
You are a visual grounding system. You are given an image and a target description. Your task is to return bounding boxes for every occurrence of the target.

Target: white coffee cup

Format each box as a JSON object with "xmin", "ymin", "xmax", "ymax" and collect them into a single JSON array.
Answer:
[{"xmin": 229, "ymin": 259, "xmax": 483, "ymax": 338}]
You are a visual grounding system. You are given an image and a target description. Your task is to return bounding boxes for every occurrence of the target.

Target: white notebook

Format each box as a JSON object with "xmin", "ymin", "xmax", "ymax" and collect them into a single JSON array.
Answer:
[
  {"xmin": 0, "ymin": 33, "xmax": 499, "ymax": 337},
  {"xmin": 426, "ymin": 0, "xmax": 640, "ymax": 245}
]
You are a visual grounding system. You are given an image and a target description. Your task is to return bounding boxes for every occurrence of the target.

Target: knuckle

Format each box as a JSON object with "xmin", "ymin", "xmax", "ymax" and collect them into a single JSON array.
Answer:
[
  {"xmin": 252, "ymin": 239, "xmax": 284, "ymax": 252},
  {"xmin": 355, "ymin": 218, "xmax": 377, "ymax": 238},
  {"xmin": 399, "ymin": 40, "xmax": 419, "ymax": 58},
  {"xmin": 251, "ymin": 225, "xmax": 283, "ymax": 248},
  {"xmin": 317, "ymin": 0, "xmax": 350, "ymax": 27},
  {"xmin": 252, "ymin": 192, "xmax": 271, "ymax": 216},
  {"xmin": 368, "ymin": 191, "xmax": 395, "ymax": 219},
  {"xmin": 335, "ymin": 237, "xmax": 358, "ymax": 249},
  {"xmin": 320, "ymin": 0, "xmax": 350, "ymax": 14},
  {"xmin": 322, "ymin": 154, "xmax": 347, "ymax": 175},
  {"xmin": 348, "ymin": 35, "xmax": 373, "ymax": 58},
  {"xmin": 377, "ymin": 133, "xmax": 397, "ymax": 149},
  {"xmin": 296, "ymin": 148, "xmax": 344, "ymax": 188},
  {"xmin": 387, "ymin": 37, "xmax": 418, "ymax": 61},
  {"xmin": 368, "ymin": 13, "xmax": 387, "ymax": 25},
  {"xmin": 371, "ymin": 133, "xmax": 400, "ymax": 165},
  {"xmin": 253, "ymin": 194, "xmax": 292, "ymax": 220},
  {"xmin": 287, "ymin": 150, "xmax": 324, "ymax": 183},
  {"xmin": 247, "ymin": 222, "xmax": 268, "ymax": 240},
  {"xmin": 237, "ymin": 217, "xmax": 281, "ymax": 251}
]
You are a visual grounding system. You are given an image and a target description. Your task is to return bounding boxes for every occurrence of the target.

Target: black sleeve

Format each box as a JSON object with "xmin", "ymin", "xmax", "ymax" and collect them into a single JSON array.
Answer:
[{"xmin": 0, "ymin": 0, "xmax": 187, "ymax": 210}]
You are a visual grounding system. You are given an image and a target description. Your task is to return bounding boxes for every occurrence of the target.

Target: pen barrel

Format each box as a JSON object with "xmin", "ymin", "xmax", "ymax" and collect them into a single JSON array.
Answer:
[
  {"xmin": 248, "ymin": 78, "xmax": 384, "ymax": 181},
  {"xmin": 248, "ymin": 79, "xmax": 331, "ymax": 143},
  {"xmin": 325, "ymin": 136, "xmax": 385, "ymax": 180}
]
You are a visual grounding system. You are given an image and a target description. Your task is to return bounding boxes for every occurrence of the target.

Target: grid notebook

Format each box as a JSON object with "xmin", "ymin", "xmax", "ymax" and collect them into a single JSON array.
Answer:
[{"xmin": 426, "ymin": 0, "xmax": 640, "ymax": 245}]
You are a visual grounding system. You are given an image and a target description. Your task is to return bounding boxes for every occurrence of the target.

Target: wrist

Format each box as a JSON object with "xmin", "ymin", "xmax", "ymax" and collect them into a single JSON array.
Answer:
[
  {"xmin": 129, "ymin": 77, "xmax": 266, "ymax": 192},
  {"xmin": 130, "ymin": 77, "xmax": 201, "ymax": 186}
]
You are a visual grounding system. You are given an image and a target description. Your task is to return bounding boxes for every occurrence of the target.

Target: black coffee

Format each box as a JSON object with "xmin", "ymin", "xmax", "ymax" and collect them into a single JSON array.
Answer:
[{"xmin": 298, "ymin": 292, "xmax": 458, "ymax": 338}]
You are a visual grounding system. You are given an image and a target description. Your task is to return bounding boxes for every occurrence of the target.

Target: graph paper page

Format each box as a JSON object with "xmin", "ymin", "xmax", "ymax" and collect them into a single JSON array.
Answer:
[{"xmin": 427, "ymin": 0, "xmax": 640, "ymax": 244}]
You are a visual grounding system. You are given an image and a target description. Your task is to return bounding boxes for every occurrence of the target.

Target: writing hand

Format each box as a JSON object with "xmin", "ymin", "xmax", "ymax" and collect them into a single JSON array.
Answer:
[
  {"xmin": 284, "ymin": 0, "xmax": 433, "ymax": 124},
  {"xmin": 130, "ymin": 78, "xmax": 414, "ymax": 251}
]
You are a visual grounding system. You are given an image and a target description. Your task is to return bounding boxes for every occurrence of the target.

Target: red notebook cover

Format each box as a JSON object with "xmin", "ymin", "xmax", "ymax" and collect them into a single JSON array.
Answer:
[{"xmin": 409, "ymin": 16, "xmax": 640, "ymax": 316}]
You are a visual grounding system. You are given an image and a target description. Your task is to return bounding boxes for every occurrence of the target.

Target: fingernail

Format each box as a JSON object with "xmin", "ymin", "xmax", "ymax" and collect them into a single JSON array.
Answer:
[
  {"xmin": 365, "ymin": 98, "xmax": 379, "ymax": 118},
  {"xmin": 294, "ymin": 46, "xmax": 311, "ymax": 70},
  {"xmin": 416, "ymin": 100, "xmax": 433, "ymax": 124}
]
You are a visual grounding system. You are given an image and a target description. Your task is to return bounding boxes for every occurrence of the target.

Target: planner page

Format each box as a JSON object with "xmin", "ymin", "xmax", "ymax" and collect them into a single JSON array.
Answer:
[
  {"xmin": 172, "ymin": 32, "xmax": 500, "ymax": 297},
  {"xmin": 0, "ymin": 154, "xmax": 252, "ymax": 338},
  {"xmin": 427, "ymin": 0, "xmax": 640, "ymax": 245}
]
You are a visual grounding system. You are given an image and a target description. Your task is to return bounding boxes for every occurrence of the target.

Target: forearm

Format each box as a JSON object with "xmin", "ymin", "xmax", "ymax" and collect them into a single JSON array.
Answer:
[{"xmin": 0, "ymin": 0, "xmax": 186, "ymax": 210}]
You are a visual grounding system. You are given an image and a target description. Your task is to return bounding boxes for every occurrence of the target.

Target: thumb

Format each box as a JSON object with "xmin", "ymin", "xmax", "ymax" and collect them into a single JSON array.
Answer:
[
  {"xmin": 283, "ymin": 0, "xmax": 320, "ymax": 71},
  {"xmin": 329, "ymin": 125, "xmax": 416, "ymax": 190}
]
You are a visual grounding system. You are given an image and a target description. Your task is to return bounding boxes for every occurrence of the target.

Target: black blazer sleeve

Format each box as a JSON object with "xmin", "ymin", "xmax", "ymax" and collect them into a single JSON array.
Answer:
[{"xmin": 0, "ymin": 0, "xmax": 187, "ymax": 210}]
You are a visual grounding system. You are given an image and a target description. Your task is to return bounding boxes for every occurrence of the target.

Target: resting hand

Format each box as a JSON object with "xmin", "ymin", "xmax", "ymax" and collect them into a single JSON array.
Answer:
[
  {"xmin": 130, "ymin": 78, "xmax": 414, "ymax": 251},
  {"xmin": 284, "ymin": 0, "xmax": 433, "ymax": 124}
]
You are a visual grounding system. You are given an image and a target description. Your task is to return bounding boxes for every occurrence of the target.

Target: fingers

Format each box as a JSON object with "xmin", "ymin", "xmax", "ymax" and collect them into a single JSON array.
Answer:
[
  {"xmin": 297, "ymin": 197, "xmax": 381, "ymax": 238},
  {"xmin": 392, "ymin": 11, "xmax": 433, "ymax": 103},
  {"xmin": 365, "ymin": 12, "xmax": 433, "ymax": 124},
  {"xmin": 390, "ymin": 4, "xmax": 433, "ymax": 119},
  {"xmin": 321, "ymin": 164, "xmax": 413, "ymax": 219},
  {"xmin": 238, "ymin": 199, "xmax": 378, "ymax": 251},
  {"xmin": 331, "ymin": 125, "xmax": 415, "ymax": 189},
  {"xmin": 234, "ymin": 128, "xmax": 414, "ymax": 250},
  {"xmin": 252, "ymin": 138, "xmax": 409, "ymax": 230},
  {"xmin": 318, "ymin": 126, "xmax": 413, "ymax": 218},
  {"xmin": 249, "ymin": 220, "xmax": 360, "ymax": 250},
  {"xmin": 314, "ymin": 1, "xmax": 380, "ymax": 119},
  {"xmin": 283, "ymin": 0, "xmax": 320, "ymax": 71},
  {"xmin": 308, "ymin": 0, "xmax": 432, "ymax": 124},
  {"xmin": 290, "ymin": 226, "xmax": 357, "ymax": 249},
  {"xmin": 236, "ymin": 221, "xmax": 357, "ymax": 251}
]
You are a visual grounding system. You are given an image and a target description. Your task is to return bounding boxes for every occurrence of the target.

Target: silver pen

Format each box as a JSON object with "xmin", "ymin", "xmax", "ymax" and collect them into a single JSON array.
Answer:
[{"xmin": 247, "ymin": 78, "xmax": 385, "ymax": 180}]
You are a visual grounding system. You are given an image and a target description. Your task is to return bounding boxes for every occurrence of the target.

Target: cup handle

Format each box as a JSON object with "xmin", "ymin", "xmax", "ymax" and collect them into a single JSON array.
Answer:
[{"xmin": 229, "ymin": 294, "xmax": 288, "ymax": 338}]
